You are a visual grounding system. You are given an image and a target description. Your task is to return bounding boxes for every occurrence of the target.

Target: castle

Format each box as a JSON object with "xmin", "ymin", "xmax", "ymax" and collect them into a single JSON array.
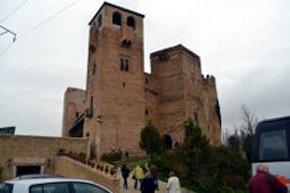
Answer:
[{"xmin": 62, "ymin": 2, "xmax": 221, "ymax": 158}]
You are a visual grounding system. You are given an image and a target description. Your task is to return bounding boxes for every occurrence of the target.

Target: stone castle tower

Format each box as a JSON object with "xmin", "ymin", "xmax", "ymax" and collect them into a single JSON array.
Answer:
[{"xmin": 62, "ymin": 2, "xmax": 221, "ymax": 159}]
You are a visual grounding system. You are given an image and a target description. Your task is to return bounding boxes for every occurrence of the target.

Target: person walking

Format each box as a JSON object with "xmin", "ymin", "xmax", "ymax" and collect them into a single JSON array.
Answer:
[
  {"xmin": 249, "ymin": 164, "xmax": 287, "ymax": 193},
  {"xmin": 166, "ymin": 171, "xmax": 181, "ymax": 193},
  {"xmin": 141, "ymin": 174, "xmax": 156, "ymax": 193},
  {"xmin": 148, "ymin": 163, "xmax": 159, "ymax": 190},
  {"xmin": 121, "ymin": 164, "xmax": 130, "ymax": 189},
  {"xmin": 133, "ymin": 165, "xmax": 144, "ymax": 189}
]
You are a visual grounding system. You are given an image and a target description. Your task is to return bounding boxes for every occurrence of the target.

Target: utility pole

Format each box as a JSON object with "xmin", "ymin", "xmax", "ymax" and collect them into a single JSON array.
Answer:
[{"xmin": 0, "ymin": 25, "xmax": 16, "ymax": 42}]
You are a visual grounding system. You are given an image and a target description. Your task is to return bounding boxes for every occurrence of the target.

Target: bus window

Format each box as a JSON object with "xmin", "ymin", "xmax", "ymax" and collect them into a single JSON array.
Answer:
[{"xmin": 259, "ymin": 129, "xmax": 288, "ymax": 161}]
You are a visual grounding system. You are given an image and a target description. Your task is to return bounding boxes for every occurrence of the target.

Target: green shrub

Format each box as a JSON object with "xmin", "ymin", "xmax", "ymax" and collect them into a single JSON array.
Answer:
[
  {"xmin": 101, "ymin": 149, "xmax": 122, "ymax": 163},
  {"xmin": 152, "ymin": 118, "xmax": 249, "ymax": 193}
]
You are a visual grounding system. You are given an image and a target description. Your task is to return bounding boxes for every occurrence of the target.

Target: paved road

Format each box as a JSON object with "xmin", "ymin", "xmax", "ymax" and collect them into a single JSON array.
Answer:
[
  {"xmin": 119, "ymin": 175, "xmax": 194, "ymax": 193},
  {"xmin": 119, "ymin": 174, "xmax": 167, "ymax": 193}
]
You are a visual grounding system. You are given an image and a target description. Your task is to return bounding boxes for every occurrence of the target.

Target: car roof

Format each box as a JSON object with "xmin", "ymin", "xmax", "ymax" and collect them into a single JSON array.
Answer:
[
  {"xmin": 6, "ymin": 178, "xmax": 111, "ymax": 192},
  {"xmin": 10, "ymin": 174, "xmax": 64, "ymax": 181},
  {"xmin": 7, "ymin": 177, "xmax": 90, "ymax": 184}
]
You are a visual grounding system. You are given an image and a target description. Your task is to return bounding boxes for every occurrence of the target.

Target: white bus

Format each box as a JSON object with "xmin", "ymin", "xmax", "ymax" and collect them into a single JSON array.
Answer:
[{"xmin": 252, "ymin": 116, "xmax": 290, "ymax": 191}]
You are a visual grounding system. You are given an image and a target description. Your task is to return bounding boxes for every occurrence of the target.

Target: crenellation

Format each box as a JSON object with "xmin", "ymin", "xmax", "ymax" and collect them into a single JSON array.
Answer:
[{"xmin": 202, "ymin": 74, "xmax": 216, "ymax": 86}]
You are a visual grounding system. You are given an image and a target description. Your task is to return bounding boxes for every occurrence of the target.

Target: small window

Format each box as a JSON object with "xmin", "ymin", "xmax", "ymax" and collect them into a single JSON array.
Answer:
[
  {"xmin": 120, "ymin": 59, "xmax": 129, "ymax": 71},
  {"xmin": 127, "ymin": 16, "xmax": 135, "ymax": 29},
  {"xmin": 112, "ymin": 12, "xmax": 122, "ymax": 25},
  {"xmin": 75, "ymin": 112, "xmax": 79, "ymax": 118},
  {"xmin": 120, "ymin": 59, "xmax": 125, "ymax": 71},
  {"xmin": 145, "ymin": 109, "xmax": 149, "ymax": 115},
  {"xmin": 89, "ymin": 44, "xmax": 96, "ymax": 53},
  {"xmin": 98, "ymin": 14, "xmax": 102, "ymax": 27},
  {"xmin": 72, "ymin": 182, "xmax": 110, "ymax": 193},
  {"xmin": 125, "ymin": 59, "xmax": 129, "ymax": 71},
  {"xmin": 90, "ymin": 96, "xmax": 94, "ymax": 112},
  {"xmin": 259, "ymin": 130, "xmax": 288, "ymax": 161}
]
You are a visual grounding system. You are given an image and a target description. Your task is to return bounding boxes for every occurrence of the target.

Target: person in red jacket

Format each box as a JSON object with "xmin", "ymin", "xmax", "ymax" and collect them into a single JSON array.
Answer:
[{"xmin": 249, "ymin": 164, "xmax": 288, "ymax": 193}]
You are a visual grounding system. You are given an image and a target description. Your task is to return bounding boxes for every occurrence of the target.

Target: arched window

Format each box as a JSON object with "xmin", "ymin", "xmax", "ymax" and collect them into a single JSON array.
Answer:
[
  {"xmin": 163, "ymin": 135, "xmax": 172, "ymax": 149},
  {"xmin": 127, "ymin": 16, "xmax": 135, "ymax": 29},
  {"xmin": 112, "ymin": 12, "xmax": 122, "ymax": 25}
]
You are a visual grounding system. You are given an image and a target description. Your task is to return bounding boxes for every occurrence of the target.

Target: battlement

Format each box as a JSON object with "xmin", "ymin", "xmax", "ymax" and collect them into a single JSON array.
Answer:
[{"xmin": 202, "ymin": 74, "xmax": 216, "ymax": 85}]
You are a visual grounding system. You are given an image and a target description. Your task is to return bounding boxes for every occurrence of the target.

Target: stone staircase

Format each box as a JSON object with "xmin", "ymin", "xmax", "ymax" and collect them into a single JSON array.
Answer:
[{"xmin": 55, "ymin": 156, "xmax": 120, "ymax": 193}]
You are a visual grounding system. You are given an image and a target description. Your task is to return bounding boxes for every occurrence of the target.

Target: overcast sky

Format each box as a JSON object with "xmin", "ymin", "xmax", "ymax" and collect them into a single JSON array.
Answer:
[{"xmin": 0, "ymin": 0, "xmax": 290, "ymax": 136}]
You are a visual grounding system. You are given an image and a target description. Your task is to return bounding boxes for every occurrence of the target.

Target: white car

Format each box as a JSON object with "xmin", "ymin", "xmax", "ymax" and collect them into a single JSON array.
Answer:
[{"xmin": 0, "ymin": 176, "xmax": 112, "ymax": 193}]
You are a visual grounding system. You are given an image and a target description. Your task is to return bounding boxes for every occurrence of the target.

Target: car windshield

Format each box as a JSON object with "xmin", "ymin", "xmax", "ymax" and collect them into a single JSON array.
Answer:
[{"xmin": 0, "ymin": 183, "xmax": 13, "ymax": 193}]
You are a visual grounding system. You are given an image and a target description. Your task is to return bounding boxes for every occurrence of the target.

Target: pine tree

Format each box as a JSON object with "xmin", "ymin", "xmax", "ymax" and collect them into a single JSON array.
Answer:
[{"xmin": 139, "ymin": 121, "xmax": 162, "ymax": 161}]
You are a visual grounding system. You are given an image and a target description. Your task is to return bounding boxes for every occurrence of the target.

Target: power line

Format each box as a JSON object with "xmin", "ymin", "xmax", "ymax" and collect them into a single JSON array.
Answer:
[
  {"xmin": 0, "ymin": 0, "xmax": 81, "ymax": 57},
  {"xmin": 19, "ymin": 0, "xmax": 81, "ymax": 39},
  {"xmin": 0, "ymin": 0, "xmax": 29, "ymax": 23},
  {"xmin": 0, "ymin": 25, "xmax": 17, "ymax": 41}
]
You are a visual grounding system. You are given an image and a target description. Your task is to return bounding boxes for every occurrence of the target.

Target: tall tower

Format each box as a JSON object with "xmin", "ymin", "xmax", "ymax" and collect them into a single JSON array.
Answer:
[
  {"xmin": 148, "ymin": 45, "xmax": 221, "ymax": 146},
  {"xmin": 84, "ymin": 2, "xmax": 146, "ymax": 158}
]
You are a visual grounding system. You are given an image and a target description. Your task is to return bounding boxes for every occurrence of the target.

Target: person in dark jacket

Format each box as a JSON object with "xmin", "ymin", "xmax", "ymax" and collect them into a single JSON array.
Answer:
[
  {"xmin": 141, "ymin": 174, "xmax": 156, "ymax": 193},
  {"xmin": 249, "ymin": 164, "xmax": 287, "ymax": 193},
  {"xmin": 121, "ymin": 164, "xmax": 130, "ymax": 189},
  {"xmin": 148, "ymin": 163, "xmax": 159, "ymax": 190}
]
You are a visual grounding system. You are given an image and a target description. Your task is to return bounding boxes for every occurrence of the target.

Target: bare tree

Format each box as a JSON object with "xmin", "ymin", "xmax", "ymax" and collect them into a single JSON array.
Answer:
[
  {"xmin": 240, "ymin": 104, "xmax": 258, "ymax": 136},
  {"xmin": 225, "ymin": 104, "xmax": 258, "ymax": 163},
  {"xmin": 239, "ymin": 104, "xmax": 258, "ymax": 163}
]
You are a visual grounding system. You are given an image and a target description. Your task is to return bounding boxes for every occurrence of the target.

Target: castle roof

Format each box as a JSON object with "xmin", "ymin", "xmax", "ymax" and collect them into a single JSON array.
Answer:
[
  {"xmin": 89, "ymin": 2, "xmax": 145, "ymax": 25},
  {"xmin": 150, "ymin": 44, "xmax": 200, "ymax": 60}
]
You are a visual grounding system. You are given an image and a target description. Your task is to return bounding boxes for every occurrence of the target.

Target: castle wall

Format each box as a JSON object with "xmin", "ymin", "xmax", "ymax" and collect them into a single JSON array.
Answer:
[
  {"xmin": 148, "ymin": 45, "xmax": 221, "ymax": 146},
  {"xmin": 149, "ymin": 49, "xmax": 186, "ymax": 140},
  {"xmin": 62, "ymin": 87, "xmax": 86, "ymax": 137},
  {"xmin": 144, "ymin": 73, "xmax": 158, "ymax": 124},
  {"xmin": 201, "ymin": 76, "xmax": 221, "ymax": 146},
  {"xmin": 0, "ymin": 135, "xmax": 88, "ymax": 180}
]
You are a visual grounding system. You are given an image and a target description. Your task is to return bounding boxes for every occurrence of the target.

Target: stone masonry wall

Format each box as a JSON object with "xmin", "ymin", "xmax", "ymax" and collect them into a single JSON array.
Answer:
[
  {"xmin": 0, "ymin": 135, "xmax": 88, "ymax": 180},
  {"xmin": 148, "ymin": 45, "xmax": 221, "ymax": 146},
  {"xmin": 84, "ymin": 4, "xmax": 146, "ymax": 157},
  {"xmin": 62, "ymin": 87, "xmax": 86, "ymax": 137}
]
